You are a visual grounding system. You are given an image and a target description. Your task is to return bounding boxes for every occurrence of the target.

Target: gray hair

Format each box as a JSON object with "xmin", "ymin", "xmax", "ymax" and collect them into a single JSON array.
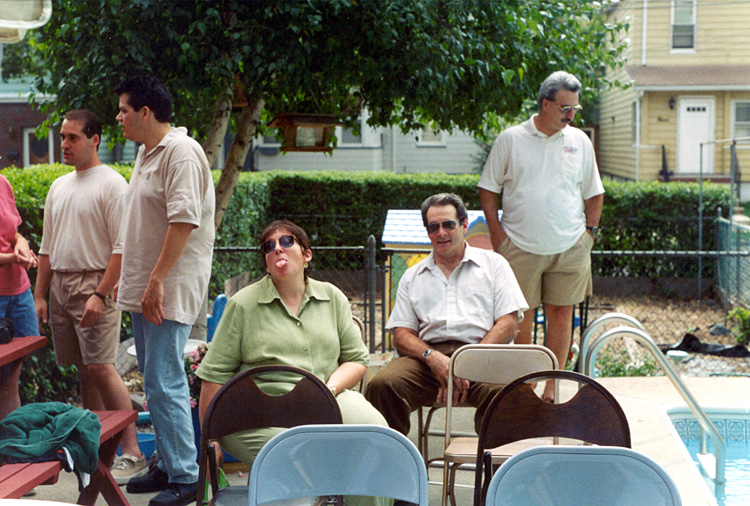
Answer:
[
  {"xmin": 420, "ymin": 193, "xmax": 469, "ymax": 227},
  {"xmin": 537, "ymin": 71, "xmax": 581, "ymax": 109}
]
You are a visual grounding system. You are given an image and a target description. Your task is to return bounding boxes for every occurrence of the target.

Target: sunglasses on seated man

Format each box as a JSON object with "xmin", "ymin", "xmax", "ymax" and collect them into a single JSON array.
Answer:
[
  {"xmin": 260, "ymin": 235, "xmax": 296, "ymax": 255},
  {"xmin": 425, "ymin": 220, "xmax": 458, "ymax": 234}
]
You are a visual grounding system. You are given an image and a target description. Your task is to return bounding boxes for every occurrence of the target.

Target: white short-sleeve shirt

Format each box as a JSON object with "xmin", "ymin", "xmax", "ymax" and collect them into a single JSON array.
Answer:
[
  {"xmin": 386, "ymin": 244, "xmax": 528, "ymax": 344},
  {"xmin": 478, "ymin": 115, "xmax": 604, "ymax": 255},
  {"xmin": 40, "ymin": 165, "xmax": 127, "ymax": 271}
]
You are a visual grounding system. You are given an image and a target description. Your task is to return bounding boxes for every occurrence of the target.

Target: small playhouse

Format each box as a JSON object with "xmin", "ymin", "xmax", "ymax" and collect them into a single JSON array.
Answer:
[{"xmin": 381, "ymin": 209, "xmax": 501, "ymax": 320}]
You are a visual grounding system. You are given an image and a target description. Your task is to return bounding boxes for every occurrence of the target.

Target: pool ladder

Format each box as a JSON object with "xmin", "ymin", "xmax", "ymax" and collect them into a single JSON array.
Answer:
[{"xmin": 578, "ymin": 312, "xmax": 726, "ymax": 494}]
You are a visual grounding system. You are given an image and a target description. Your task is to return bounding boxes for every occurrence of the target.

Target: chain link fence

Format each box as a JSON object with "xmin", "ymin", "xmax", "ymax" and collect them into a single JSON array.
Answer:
[
  {"xmin": 716, "ymin": 217, "xmax": 750, "ymax": 309},
  {"xmin": 209, "ymin": 232, "xmax": 750, "ymax": 379},
  {"xmin": 378, "ymin": 246, "xmax": 750, "ymax": 378},
  {"xmin": 212, "ymin": 244, "xmax": 377, "ymax": 348}
]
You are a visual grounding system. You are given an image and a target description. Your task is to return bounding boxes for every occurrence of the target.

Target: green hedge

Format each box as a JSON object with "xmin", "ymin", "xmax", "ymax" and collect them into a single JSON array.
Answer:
[
  {"xmin": 3, "ymin": 166, "xmax": 733, "ymax": 402},
  {"xmin": 7, "ymin": 166, "xmax": 733, "ymax": 293},
  {"xmin": 267, "ymin": 172, "xmax": 482, "ymax": 249},
  {"xmin": 3, "ymin": 166, "xmax": 732, "ymax": 401}
]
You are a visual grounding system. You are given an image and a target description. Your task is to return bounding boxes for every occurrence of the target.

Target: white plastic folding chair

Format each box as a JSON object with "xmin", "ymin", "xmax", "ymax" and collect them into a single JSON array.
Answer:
[
  {"xmin": 484, "ymin": 446, "xmax": 682, "ymax": 506},
  {"xmin": 441, "ymin": 344, "xmax": 558, "ymax": 506},
  {"xmin": 247, "ymin": 424, "xmax": 429, "ymax": 506}
]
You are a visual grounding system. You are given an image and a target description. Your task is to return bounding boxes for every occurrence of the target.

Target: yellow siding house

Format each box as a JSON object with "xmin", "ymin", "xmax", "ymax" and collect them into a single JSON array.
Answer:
[{"xmin": 600, "ymin": 0, "xmax": 750, "ymax": 197}]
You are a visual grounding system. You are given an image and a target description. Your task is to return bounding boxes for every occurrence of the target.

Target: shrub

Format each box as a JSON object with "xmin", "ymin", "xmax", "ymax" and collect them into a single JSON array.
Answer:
[
  {"xmin": 729, "ymin": 307, "xmax": 750, "ymax": 345},
  {"xmin": 3, "ymin": 164, "xmax": 733, "ymax": 400}
]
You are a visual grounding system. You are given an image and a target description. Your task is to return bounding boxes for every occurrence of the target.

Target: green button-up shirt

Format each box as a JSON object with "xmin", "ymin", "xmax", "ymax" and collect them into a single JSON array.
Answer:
[{"xmin": 196, "ymin": 276, "xmax": 368, "ymax": 395}]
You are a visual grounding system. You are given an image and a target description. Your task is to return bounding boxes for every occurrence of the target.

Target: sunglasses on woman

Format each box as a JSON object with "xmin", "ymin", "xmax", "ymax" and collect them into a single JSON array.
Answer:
[{"xmin": 260, "ymin": 235, "xmax": 296, "ymax": 255}]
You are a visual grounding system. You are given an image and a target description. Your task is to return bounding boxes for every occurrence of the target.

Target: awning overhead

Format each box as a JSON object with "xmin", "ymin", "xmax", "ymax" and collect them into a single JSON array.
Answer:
[{"xmin": 626, "ymin": 65, "xmax": 750, "ymax": 91}]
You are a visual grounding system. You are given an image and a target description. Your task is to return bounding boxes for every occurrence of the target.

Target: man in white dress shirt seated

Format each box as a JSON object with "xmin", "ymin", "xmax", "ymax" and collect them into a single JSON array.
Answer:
[{"xmin": 365, "ymin": 193, "xmax": 528, "ymax": 435}]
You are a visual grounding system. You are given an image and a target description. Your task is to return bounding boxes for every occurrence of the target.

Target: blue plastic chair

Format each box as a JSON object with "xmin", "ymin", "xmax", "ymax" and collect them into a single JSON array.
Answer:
[
  {"xmin": 247, "ymin": 424, "xmax": 429, "ymax": 506},
  {"xmin": 484, "ymin": 446, "xmax": 682, "ymax": 506},
  {"xmin": 207, "ymin": 294, "xmax": 227, "ymax": 342}
]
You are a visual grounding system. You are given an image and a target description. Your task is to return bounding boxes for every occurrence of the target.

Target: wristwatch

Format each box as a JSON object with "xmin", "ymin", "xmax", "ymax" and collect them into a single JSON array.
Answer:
[
  {"xmin": 93, "ymin": 291, "xmax": 108, "ymax": 303},
  {"xmin": 586, "ymin": 226, "xmax": 599, "ymax": 240},
  {"xmin": 421, "ymin": 348, "xmax": 433, "ymax": 360}
]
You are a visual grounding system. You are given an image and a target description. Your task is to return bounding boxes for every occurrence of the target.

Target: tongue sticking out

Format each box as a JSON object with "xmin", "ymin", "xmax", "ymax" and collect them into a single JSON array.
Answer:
[{"xmin": 275, "ymin": 258, "xmax": 288, "ymax": 268}]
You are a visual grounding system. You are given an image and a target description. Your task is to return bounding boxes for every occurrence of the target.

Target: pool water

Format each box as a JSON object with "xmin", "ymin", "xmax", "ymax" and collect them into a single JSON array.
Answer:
[
  {"xmin": 682, "ymin": 439, "xmax": 750, "ymax": 506},
  {"xmin": 669, "ymin": 408, "xmax": 750, "ymax": 506}
]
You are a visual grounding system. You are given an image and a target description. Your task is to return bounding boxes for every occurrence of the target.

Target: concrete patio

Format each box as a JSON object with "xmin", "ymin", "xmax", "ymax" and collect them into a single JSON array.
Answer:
[{"xmin": 28, "ymin": 376, "xmax": 749, "ymax": 506}]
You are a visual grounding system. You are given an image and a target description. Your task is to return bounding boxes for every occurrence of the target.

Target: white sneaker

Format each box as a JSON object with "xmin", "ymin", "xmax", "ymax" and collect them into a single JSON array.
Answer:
[{"xmin": 111, "ymin": 454, "xmax": 148, "ymax": 485}]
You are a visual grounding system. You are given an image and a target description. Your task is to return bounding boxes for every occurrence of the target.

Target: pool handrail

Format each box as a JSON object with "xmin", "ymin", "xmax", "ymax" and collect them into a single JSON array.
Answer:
[
  {"xmin": 581, "ymin": 322, "xmax": 726, "ymax": 493},
  {"xmin": 577, "ymin": 312, "xmax": 647, "ymax": 374}
]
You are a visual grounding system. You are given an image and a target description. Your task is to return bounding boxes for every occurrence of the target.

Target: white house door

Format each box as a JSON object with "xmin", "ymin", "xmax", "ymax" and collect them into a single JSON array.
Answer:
[{"xmin": 676, "ymin": 97, "xmax": 714, "ymax": 174}]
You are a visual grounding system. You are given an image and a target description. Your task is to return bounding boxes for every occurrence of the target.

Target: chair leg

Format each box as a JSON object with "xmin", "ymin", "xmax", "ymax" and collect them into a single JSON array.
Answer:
[
  {"xmin": 448, "ymin": 463, "xmax": 460, "ymax": 506},
  {"xmin": 417, "ymin": 407, "xmax": 424, "ymax": 456},
  {"xmin": 441, "ymin": 458, "xmax": 450, "ymax": 506},
  {"xmin": 422, "ymin": 406, "xmax": 439, "ymax": 464}
]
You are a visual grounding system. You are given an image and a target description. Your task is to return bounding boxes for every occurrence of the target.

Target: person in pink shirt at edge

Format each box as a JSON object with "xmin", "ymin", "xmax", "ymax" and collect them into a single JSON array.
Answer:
[{"xmin": 0, "ymin": 173, "xmax": 39, "ymax": 420}]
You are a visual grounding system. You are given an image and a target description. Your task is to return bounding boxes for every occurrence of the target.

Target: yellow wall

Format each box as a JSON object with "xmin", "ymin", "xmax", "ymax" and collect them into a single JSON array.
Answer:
[
  {"xmin": 599, "ymin": 2, "xmax": 638, "ymax": 179},
  {"xmin": 633, "ymin": 0, "xmax": 750, "ymax": 67},
  {"xmin": 600, "ymin": 1, "xmax": 750, "ymax": 180}
]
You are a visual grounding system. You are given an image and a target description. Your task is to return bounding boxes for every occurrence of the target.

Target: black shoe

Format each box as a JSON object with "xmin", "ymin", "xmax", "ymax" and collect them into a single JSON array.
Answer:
[
  {"xmin": 126, "ymin": 466, "xmax": 169, "ymax": 494},
  {"xmin": 148, "ymin": 482, "xmax": 197, "ymax": 506}
]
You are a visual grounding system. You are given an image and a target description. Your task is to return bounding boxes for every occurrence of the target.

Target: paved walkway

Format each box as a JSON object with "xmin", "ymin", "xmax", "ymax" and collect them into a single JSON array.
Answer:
[{"xmin": 29, "ymin": 376, "xmax": 749, "ymax": 506}]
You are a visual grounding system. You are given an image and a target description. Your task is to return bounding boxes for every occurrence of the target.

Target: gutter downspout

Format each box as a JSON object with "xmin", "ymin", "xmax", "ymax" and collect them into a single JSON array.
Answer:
[
  {"xmin": 390, "ymin": 125, "xmax": 397, "ymax": 172},
  {"xmin": 637, "ymin": 0, "xmax": 648, "ymax": 181},
  {"xmin": 641, "ymin": 0, "xmax": 648, "ymax": 66},
  {"xmin": 636, "ymin": 91, "xmax": 643, "ymax": 181}
]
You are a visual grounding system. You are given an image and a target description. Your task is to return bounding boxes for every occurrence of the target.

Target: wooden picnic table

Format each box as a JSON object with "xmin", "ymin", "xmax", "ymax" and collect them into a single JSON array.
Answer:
[
  {"xmin": 0, "ymin": 335, "xmax": 47, "ymax": 366},
  {"xmin": 78, "ymin": 410, "xmax": 138, "ymax": 506},
  {"xmin": 0, "ymin": 407, "xmax": 137, "ymax": 506}
]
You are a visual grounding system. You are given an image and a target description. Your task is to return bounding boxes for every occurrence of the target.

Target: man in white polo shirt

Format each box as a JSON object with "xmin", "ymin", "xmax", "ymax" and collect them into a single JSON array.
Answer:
[
  {"xmin": 365, "ymin": 193, "xmax": 527, "ymax": 435},
  {"xmin": 478, "ymin": 71, "xmax": 604, "ymax": 401}
]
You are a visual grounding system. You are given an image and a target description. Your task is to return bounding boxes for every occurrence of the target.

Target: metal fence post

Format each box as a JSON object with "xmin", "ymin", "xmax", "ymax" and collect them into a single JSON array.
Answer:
[{"xmin": 366, "ymin": 235, "xmax": 377, "ymax": 352}]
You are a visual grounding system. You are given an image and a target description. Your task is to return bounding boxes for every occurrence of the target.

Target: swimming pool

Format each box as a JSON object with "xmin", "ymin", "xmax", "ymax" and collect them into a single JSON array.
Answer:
[{"xmin": 667, "ymin": 406, "xmax": 750, "ymax": 506}]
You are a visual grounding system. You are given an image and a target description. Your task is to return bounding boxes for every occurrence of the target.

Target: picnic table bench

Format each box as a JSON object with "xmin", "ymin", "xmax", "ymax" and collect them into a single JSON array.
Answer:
[{"xmin": 0, "ymin": 410, "xmax": 138, "ymax": 506}]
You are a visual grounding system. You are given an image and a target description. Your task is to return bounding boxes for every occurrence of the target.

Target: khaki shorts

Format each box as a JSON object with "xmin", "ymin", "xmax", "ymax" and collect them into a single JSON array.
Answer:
[
  {"xmin": 498, "ymin": 233, "xmax": 593, "ymax": 309},
  {"xmin": 50, "ymin": 270, "xmax": 121, "ymax": 366}
]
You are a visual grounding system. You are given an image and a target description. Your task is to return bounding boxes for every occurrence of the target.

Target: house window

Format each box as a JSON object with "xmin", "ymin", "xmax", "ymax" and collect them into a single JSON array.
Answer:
[
  {"xmin": 22, "ymin": 127, "xmax": 54, "ymax": 167},
  {"xmin": 417, "ymin": 124, "xmax": 446, "ymax": 146},
  {"xmin": 255, "ymin": 126, "xmax": 282, "ymax": 156},
  {"xmin": 258, "ymin": 128, "xmax": 281, "ymax": 146},
  {"xmin": 339, "ymin": 125, "xmax": 361, "ymax": 146},
  {"xmin": 671, "ymin": 0, "xmax": 695, "ymax": 51},
  {"xmin": 732, "ymin": 101, "xmax": 750, "ymax": 141}
]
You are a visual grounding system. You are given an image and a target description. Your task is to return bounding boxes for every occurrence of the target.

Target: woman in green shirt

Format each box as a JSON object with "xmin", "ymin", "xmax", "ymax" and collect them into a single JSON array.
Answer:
[{"xmin": 197, "ymin": 220, "xmax": 389, "ymax": 505}]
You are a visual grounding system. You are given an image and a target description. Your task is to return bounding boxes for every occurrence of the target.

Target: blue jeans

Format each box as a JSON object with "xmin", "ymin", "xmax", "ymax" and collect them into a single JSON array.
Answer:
[
  {"xmin": 131, "ymin": 313, "xmax": 198, "ymax": 484},
  {"xmin": 0, "ymin": 288, "xmax": 40, "ymax": 337},
  {"xmin": 0, "ymin": 288, "xmax": 39, "ymax": 386}
]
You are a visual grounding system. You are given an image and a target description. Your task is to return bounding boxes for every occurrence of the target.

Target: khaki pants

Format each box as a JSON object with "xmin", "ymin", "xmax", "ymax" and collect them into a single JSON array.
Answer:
[
  {"xmin": 365, "ymin": 341, "xmax": 503, "ymax": 435},
  {"xmin": 50, "ymin": 270, "xmax": 121, "ymax": 366}
]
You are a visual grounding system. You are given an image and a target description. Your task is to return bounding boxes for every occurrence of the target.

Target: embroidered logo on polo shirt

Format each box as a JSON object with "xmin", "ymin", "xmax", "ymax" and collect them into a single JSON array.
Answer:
[{"xmin": 563, "ymin": 146, "xmax": 578, "ymax": 154}]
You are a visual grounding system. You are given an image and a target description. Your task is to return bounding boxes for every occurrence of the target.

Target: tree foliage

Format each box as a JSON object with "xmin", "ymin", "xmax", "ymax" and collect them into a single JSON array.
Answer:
[{"xmin": 6, "ymin": 0, "xmax": 628, "ymax": 228}]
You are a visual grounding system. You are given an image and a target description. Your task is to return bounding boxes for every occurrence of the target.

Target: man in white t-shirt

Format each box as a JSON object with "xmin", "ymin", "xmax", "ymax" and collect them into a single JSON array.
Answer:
[
  {"xmin": 114, "ymin": 75, "xmax": 214, "ymax": 506},
  {"xmin": 33, "ymin": 110, "xmax": 145, "ymax": 482},
  {"xmin": 478, "ymin": 71, "xmax": 604, "ymax": 401},
  {"xmin": 365, "ymin": 193, "xmax": 528, "ymax": 435}
]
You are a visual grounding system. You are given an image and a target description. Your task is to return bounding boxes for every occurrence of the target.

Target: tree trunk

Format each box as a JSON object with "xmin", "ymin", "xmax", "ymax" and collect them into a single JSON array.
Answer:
[
  {"xmin": 202, "ymin": 82, "xmax": 234, "ymax": 169},
  {"xmin": 214, "ymin": 95, "xmax": 265, "ymax": 232}
]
